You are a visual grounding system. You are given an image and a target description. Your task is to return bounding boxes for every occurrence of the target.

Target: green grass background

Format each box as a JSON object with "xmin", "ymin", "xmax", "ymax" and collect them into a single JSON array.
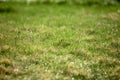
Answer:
[{"xmin": 0, "ymin": 2, "xmax": 120, "ymax": 80}]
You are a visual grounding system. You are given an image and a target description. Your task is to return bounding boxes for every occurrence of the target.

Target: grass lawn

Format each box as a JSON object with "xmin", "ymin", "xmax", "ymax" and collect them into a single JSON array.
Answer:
[{"xmin": 0, "ymin": 2, "xmax": 120, "ymax": 80}]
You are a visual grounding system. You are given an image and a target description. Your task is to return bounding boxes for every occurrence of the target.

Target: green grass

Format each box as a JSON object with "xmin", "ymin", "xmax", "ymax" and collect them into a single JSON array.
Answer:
[{"xmin": 0, "ymin": 2, "xmax": 120, "ymax": 80}]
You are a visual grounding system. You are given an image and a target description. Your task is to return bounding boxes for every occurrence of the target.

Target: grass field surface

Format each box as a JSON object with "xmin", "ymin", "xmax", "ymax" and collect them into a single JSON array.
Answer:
[{"xmin": 0, "ymin": 2, "xmax": 120, "ymax": 80}]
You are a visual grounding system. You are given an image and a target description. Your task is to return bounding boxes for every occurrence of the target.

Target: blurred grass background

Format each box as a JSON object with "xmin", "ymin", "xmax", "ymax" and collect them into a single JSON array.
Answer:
[
  {"xmin": 1, "ymin": 0, "xmax": 120, "ymax": 5},
  {"xmin": 0, "ymin": 0, "xmax": 120, "ymax": 80}
]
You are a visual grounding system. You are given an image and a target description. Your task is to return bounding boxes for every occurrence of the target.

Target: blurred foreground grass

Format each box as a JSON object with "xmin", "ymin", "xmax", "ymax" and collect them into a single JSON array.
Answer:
[{"xmin": 0, "ymin": 2, "xmax": 120, "ymax": 80}]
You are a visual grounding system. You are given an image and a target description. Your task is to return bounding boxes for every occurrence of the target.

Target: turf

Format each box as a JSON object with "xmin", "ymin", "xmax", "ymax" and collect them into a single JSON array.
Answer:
[{"xmin": 0, "ymin": 2, "xmax": 120, "ymax": 80}]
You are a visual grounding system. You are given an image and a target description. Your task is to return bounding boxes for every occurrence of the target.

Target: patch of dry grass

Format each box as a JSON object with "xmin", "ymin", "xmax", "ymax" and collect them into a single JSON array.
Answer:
[
  {"xmin": 0, "ymin": 58, "xmax": 24, "ymax": 80},
  {"xmin": 63, "ymin": 62, "xmax": 93, "ymax": 79},
  {"xmin": 0, "ymin": 45, "xmax": 10, "ymax": 53},
  {"xmin": 102, "ymin": 12, "xmax": 120, "ymax": 22}
]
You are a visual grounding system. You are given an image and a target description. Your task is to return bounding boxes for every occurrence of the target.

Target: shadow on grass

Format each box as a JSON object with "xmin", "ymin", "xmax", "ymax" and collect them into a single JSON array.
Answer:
[{"xmin": 0, "ymin": 7, "xmax": 15, "ymax": 13}]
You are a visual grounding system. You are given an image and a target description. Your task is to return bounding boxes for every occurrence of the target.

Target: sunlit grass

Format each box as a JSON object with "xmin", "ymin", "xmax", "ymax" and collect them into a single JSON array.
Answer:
[{"xmin": 0, "ymin": 2, "xmax": 120, "ymax": 80}]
